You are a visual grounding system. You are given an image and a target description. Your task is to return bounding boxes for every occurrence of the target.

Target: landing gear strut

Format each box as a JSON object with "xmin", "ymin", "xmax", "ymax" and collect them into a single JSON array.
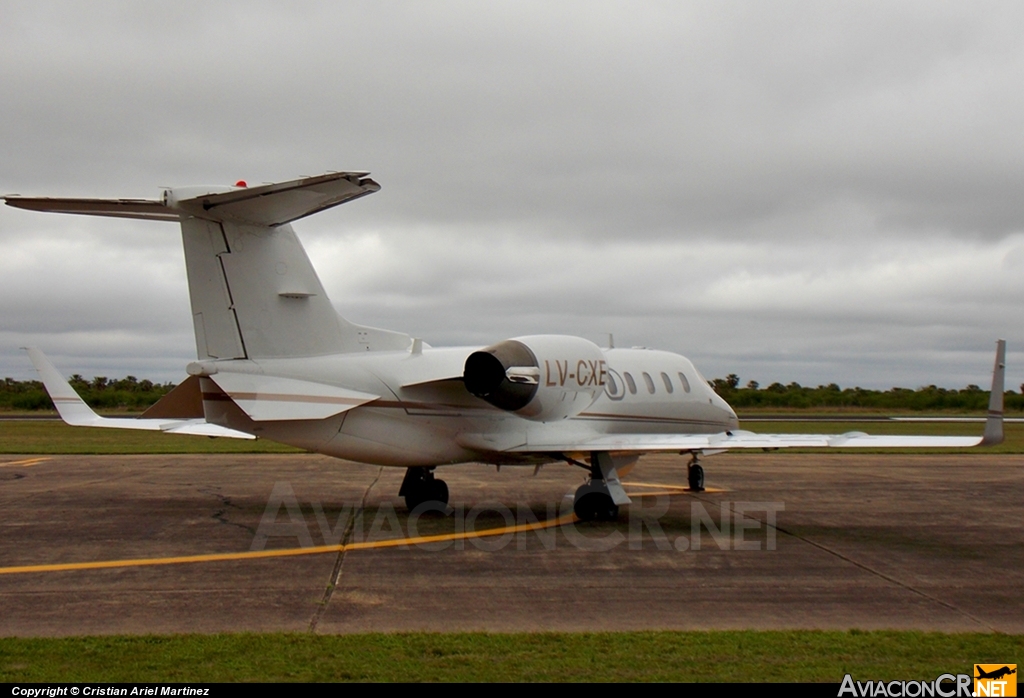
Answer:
[
  {"xmin": 687, "ymin": 454, "xmax": 705, "ymax": 492},
  {"xmin": 400, "ymin": 467, "xmax": 449, "ymax": 511},
  {"xmin": 572, "ymin": 453, "xmax": 621, "ymax": 522}
]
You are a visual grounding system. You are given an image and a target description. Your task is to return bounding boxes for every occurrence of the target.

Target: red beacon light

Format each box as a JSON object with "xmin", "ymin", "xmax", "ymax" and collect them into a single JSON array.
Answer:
[{"xmin": 234, "ymin": 180, "xmax": 247, "ymax": 188}]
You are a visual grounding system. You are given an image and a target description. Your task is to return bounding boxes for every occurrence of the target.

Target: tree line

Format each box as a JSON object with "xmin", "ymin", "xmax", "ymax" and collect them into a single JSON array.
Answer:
[
  {"xmin": 1, "ymin": 373, "xmax": 1022, "ymax": 412},
  {"xmin": 0, "ymin": 376, "xmax": 175, "ymax": 411},
  {"xmin": 708, "ymin": 374, "xmax": 1024, "ymax": 411}
]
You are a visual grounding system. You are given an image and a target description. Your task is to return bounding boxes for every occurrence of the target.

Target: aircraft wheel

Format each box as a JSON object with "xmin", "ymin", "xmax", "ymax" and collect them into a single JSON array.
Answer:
[
  {"xmin": 430, "ymin": 479, "xmax": 449, "ymax": 506},
  {"xmin": 404, "ymin": 490, "xmax": 426, "ymax": 512},
  {"xmin": 404, "ymin": 478, "xmax": 449, "ymax": 511},
  {"xmin": 573, "ymin": 484, "xmax": 619, "ymax": 521},
  {"xmin": 687, "ymin": 463, "xmax": 705, "ymax": 492}
]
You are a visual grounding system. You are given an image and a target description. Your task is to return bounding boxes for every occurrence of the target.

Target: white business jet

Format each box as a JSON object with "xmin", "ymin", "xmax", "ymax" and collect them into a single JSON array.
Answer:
[{"xmin": 5, "ymin": 172, "xmax": 1006, "ymax": 520}]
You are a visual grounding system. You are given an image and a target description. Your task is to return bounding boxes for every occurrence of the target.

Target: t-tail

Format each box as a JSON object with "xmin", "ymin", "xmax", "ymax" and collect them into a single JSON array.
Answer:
[{"xmin": 5, "ymin": 172, "xmax": 411, "ymax": 360}]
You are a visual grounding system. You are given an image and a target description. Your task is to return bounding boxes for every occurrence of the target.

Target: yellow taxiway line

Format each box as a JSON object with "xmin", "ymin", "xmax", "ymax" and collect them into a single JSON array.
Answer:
[
  {"xmin": 0, "ymin": 511, "xmax": 579, "ymax": 576},
  {"xmin": 0, "ymin": 457, "xmax": 52, "ymax": 468},
  {"xmin": 0, "ymin": 479, "xmax": 713, "ymax": 576}
]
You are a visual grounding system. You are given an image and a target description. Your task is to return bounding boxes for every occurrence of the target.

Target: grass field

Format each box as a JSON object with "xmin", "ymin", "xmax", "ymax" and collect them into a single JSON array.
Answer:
[
  {"xmin": 0, "ymin": 419, "xmax": 300, "ymax": 454},
  {"xmin": 1, "ymin": 414, "xmax": 1021, "ymax": 454},
  {"xmin": 0, "ymin": 631, "xmax": 1021, "ymax": 682}
]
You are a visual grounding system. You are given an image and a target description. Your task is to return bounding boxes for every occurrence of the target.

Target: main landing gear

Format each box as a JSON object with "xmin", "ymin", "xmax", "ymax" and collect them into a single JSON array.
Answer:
[
  {"xmin": 400, "ymin": 467, "xmax": 449, "ymax": 511},
  {"xmin": 574, "ymin": 480, "xmax": 619, "ymax": 521},
  {"xmin": 572, "ymin": 451, "xmax": 630, "ymax": 522}
]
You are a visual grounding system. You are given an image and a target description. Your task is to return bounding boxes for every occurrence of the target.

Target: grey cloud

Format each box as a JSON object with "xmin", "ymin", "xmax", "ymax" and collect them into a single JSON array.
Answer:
[{"xmin": 2, "ymin": 1, "xmax": 1023, "ymax": 390}]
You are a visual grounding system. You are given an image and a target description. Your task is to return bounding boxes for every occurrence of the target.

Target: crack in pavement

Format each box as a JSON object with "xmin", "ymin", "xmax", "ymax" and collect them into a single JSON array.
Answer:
[
  {"xmin": 307, "ymin": 467, "xmax": 383, "ymax": 633},
  {"xmin": 200, "ymin": 487, "xmax": 256, "ymax": 536}
]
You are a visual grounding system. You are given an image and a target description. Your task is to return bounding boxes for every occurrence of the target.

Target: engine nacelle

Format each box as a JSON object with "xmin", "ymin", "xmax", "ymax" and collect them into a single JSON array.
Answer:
[{"xmin": 464, "ymin": 335, "xmax": 608, "ymax": 422}]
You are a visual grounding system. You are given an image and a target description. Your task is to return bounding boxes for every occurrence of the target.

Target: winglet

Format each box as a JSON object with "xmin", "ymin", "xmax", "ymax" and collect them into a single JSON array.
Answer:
[
  {"xmin": 23, "ymin": 347, "xmax": 105, "ymax": 427},
  {"xmin": 981, "ymin": 339, "xmax": 1006, "ymax": 446}
]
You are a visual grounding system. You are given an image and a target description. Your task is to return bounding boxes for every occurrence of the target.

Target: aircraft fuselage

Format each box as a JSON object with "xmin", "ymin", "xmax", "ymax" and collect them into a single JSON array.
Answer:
[{"xmin": 197, "ymin": 345, "xmax": 739, "ymax": 467}]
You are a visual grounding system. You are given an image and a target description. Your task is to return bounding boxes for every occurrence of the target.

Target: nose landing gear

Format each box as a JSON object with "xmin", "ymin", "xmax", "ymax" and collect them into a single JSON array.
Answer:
[{"xmin": 687, "ymin": 455, "xmax": 705, "ymax": 492}]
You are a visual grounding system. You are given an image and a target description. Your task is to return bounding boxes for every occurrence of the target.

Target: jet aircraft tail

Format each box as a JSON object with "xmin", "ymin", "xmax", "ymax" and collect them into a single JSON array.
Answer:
[{"xmin": 6, "ymin": 172, "xmax": 411, "ymax": 360}]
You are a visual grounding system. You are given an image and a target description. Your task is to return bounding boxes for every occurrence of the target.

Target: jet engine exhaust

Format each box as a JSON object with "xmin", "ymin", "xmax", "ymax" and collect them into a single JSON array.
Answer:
[{"xmin": 463, "ymin": 339, "xmax": 539, "ymax": 411}]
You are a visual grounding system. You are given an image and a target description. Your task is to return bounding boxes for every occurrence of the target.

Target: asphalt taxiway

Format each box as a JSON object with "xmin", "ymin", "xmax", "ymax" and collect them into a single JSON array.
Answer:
[{"xmin": 0, "ymin": 452, "xmax": 1021, "ymax": 636}]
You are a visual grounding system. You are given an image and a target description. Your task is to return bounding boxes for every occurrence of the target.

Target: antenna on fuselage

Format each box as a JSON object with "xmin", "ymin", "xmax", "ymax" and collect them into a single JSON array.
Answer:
[{"xmin": 607, "ymin": 333, "xmax": 615, "ymax": 349}]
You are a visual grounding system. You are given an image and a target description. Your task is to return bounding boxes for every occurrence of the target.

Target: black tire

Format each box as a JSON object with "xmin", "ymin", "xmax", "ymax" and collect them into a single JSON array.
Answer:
[
  {"xmin": 405, "ymin": 478, "xmax": 449, "ymax": 512},
  {"xmin": 573, "ymin": 487, "xmax": 619, "ymax": 521},
  {"xmin": 404, "ymin": 491, "xmax": 427, "ymax": 512},
  {"xmin": 688, "ymin": 463, "xmax": 705, "ymax": 491},
  {"xmin": 430, "ymin": 479, "xmax": 449, "ymax": 506}
]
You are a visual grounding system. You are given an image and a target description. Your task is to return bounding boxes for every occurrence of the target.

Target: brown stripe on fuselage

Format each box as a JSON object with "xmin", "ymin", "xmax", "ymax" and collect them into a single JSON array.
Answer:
[{"xmin": 220, "ymin": 392, "xmax": 369, "ymax": 405}]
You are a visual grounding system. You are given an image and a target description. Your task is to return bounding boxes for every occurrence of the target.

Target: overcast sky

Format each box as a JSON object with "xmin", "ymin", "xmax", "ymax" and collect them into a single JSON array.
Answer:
[{"xmin": 2, "ymin": 1, "xmax": 1023, "ymax": 390}]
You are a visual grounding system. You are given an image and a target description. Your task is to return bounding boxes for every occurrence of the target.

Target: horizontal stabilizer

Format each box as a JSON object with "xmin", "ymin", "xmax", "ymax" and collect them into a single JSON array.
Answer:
[
  {"xmin": 4, "ymin": 197, "xmax": 178, "ymax": 221},
  {"xmin": 170, "ymin": 171, "xmax": 380, "ymax": 227},
  {"xmin": 208, "ymin": 372, "xmax": 379, "ymax": 421},
  {"xmin": 4, "ymin": 171, "xmax": 380, "ymax": 227},
  {"xmin": 24, "ymin": 348, "xmax": 254, "ymax": 439}
]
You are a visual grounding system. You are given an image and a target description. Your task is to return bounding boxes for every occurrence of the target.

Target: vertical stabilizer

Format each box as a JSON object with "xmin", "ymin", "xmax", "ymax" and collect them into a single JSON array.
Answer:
[
  {"xmin": 193, "ymin": 219, "xmax": 353, "ymax": 359},
  {"xmin": 5, "ymin": 172, "xmax": 413, "ymax": 359},
  {"xmin": 173, "ymin": 173, "xmax": 412, "ymax": 359}
]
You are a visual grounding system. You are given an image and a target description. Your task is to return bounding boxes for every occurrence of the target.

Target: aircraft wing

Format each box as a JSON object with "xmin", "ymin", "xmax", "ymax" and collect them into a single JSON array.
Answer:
[
  {"xmin": 503, "ymin": 431, "xmax": 987, "ymax": 453},
  {"xmin": 25, "ymin": 348, "xmax": 255, "ymax": 439}
]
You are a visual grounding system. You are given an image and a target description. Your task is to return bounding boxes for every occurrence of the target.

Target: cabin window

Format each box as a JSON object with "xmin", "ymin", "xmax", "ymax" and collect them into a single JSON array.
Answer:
[
  {"xmin": 606, "ymin": 372, "xmax": 620, "ymax": 395},
  {"xmin": 624, "ymin": 372, "xmax": 637, "ymax": 394},
  {"xmin": 678, "ymin": 372, "xmax": 691, "ymax": 393},
  {"xmin": 642, "ymin": 372, "xmax": 655, "ymax": 394},
  {"xmin": 661, "ymin": 372, "xmax": 674, "ymax": 393}
]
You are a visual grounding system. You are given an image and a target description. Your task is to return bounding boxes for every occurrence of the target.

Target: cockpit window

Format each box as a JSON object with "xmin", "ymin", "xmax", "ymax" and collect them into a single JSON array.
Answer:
[
  {"xmin": 678, "ymin": 372, "xmax": 691, "ymax": 393},
  {"xmin": 661, "ymin": 372, "xmax": 674, "ymax": 393},
  {"xmin": 624, "ymin": 372, "xmax": 637, "ymax": 395},
  {"xmin": 642, "ymin": 372, "xmax": 655, "ymax": 394}
]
